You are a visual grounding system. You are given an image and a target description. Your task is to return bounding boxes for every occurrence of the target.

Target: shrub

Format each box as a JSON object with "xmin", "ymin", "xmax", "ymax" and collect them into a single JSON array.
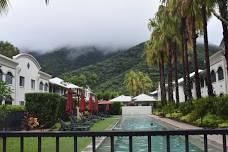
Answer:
[
  {"xmin": 216, "ymin": 95, "xmax": 228, "ymax": 118},
  {"xmin": 201, "ymin": 114, "xmax": 223, "ymax": 127},
  {"xmin": 0, "ymin": 105, "xmax": 25, "ymax": 121},
  {"xmin": 178, "ymin": 102, "xmax": 193, "ymax": 115},
  {"xmin": 180, "ymin": 112, "xmax": 197, "ymax": 123},
  {"xmin": 163, "ymin": 103, "xmax": 178, "ymax": 114},
  {"xmin": 218, "ymin": 121, "xmax": 228, "ymax": 128},
  {"xmin": 25, "ymin": 93, "xmax": 66, "ymax": 127},
  {"xmin": 110, "ymin": 102, "xmax": 122, "ymax": 115},
  {"xmin": 192, "ymin": 97, "xmax": 212, "ymax": 119}
]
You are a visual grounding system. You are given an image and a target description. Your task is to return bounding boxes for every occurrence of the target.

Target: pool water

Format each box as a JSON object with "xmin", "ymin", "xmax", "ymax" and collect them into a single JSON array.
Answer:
[{"xmin": 97, "ymin": 116, "xmax": 221, "ymax": 152}]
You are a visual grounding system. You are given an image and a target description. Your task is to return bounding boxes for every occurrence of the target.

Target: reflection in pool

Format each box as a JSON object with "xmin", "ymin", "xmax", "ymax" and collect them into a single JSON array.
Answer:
[{"xmin": 97, "ymin": 116, "xmax": 221, "ymax": 152}]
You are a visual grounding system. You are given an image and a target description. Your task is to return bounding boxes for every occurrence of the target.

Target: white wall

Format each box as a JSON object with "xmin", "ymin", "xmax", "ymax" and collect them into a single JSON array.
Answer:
[
  {"xmin": 122, "ymin": 106, "xmax": 152, "ymax": 115},
  {"xmin": 13, "ymin": 54, "xmax": 51, "ymax": 105}
]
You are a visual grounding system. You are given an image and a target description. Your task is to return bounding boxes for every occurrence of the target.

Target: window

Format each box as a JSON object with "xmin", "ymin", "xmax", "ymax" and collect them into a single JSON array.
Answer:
[
  {"xmin": 44, "ymin": 83, "xmax": 49, "ymax": 91},
  {"xmin": 200, "ymin": 77, "xmax": 204, "ymax": 88},
  {"xmin": 6, "ymin": 72, "xmax": 13, "ymax": 85},
  {"xmin": 218, "ymin": 67, "xmax": 224, "ymax": 80},
  {"xmin": 31, "ymin": 79, "xmax": 35, "ymax": 89},
  {"xmin": 39, "ymin": 82, "xmax": 43, "ymax": 91},
  {"xmin": 0, "ymin": 69, "xmax": 3, "ymax": 81},
  {"xmin": 211, "ymin": 70, "xmax": 216, "ymax": 83},
  {"xmin": 19, "ymin": 76, "xmax": 25, "ymax": 87}
]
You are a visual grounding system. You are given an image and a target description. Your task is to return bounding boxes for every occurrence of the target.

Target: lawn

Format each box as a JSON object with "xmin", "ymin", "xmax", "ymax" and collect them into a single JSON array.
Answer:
[{"xmin": 0, "ymin": 116, "xmax": 119, "ymax": 152}]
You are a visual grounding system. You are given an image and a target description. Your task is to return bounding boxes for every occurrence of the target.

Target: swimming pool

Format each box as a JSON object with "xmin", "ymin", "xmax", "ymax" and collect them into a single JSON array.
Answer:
[{"xmin": 97, "ymin": 116, "xmax": 222, "ymax": 152}]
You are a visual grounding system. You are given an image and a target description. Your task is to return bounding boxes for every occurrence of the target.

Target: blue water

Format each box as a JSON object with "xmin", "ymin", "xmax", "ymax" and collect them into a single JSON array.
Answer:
[{"xmin": 97, "ymin": 116, "xmax": 221, "ymax": 152}]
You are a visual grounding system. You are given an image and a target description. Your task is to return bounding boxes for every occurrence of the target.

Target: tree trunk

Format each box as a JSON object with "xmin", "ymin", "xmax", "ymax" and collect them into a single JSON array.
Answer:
[
  {"xmin": 218, "ymin": 2, "xmax": 228, "ymax": 73},
  {"xmin": 160, "ymin": 53, "xmax": 167, "ymax": 105},
  {"xmin": 202, "ymin": 4, "xmax": 214, "ymax": 96},
  {"xmin": 192, "ymin": 15, "xmax": 201, "ymax": 99},
  {"xmin": 181, "ymin": 17, "xmax": 188, "ymax": 102},
  {"xmin": 173, "ymin": 42, "xmax": 179, "ymax": 104},
  {"xmin": 167, "ymin": 42, "xmax": 174, "ymax": 102},
  {"xmin": 183, "ymin": 17, "xmax": 193, "ymax": 100}
]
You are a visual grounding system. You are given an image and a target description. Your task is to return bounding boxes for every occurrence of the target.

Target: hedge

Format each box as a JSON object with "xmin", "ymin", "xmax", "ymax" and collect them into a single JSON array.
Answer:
[
  {"xmin": 0, "ymin": 105, "xmax": 25, "ymax": 121},
  {"xmin": 154, "ymin": 96, "xmax": 228, "ymax": 128},
  {"xmin": 110, "ymin": 102, "xmax": 122, "ymax": 115},
  {"xmin": 25, "ymin": 93, "xmax": 66, "ymax": 127}
]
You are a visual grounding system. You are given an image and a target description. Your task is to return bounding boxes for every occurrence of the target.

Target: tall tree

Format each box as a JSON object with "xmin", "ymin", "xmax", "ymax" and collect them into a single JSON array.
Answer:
[
  {"xmin": 201, "ymin": 0, "xmax": 215, "ymax": 96},
  {"xmin": 0, "ymin": 41, "xmax": 20, "ymax": 58},
  {"xmin": 217, "ymin": 1, "xmax": 228, "ymax": 72}
]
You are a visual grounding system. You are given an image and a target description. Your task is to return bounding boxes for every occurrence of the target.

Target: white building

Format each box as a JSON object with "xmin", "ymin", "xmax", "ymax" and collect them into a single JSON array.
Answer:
[
  {"xmin": 49, "ymin": 77, "xmax": 82, "ymax": 96},
  {"xmin": 154, "ymin": 42, "xmax": 228, "ymax": 102},
  {"xmin": 0, "ymin": 53, "xmax": 52, "ymax": 105}
]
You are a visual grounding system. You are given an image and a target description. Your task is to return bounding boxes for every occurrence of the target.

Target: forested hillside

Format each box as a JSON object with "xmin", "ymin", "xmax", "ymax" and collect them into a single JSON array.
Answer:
[
  {"xmin": 61, "ymin": 42, "xmax": 220, "ymax": 93},
  {"xmin": 30, "ymin": 47, "xmax": 116, "ymax": 76}
]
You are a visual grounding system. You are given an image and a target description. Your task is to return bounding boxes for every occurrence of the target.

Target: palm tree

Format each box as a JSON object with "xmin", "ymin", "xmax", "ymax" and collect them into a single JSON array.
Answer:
[
  {"xmin": 124, "ymin": 70, "xmax": 138, "ymax": 96},
  {"xmin": 216, "ymin": 1, "xmax": 228, "ymax": 72},
  {"xmin": 146, "ymin": 18, "xmax": 167, "ymax": 105},
  {"xmin": 201, "ymin": 0, "xmax": 215, "ymax": 96},
  {"xmin": 180, "ymin": 0, "xmax": 202, "ymax": 99},
  {"xmin": 0, "ymin": 0, "xmax": 9, "ymax": 13},
  {"xmin": 137, "ymin": 71, "xmax": 152, "ymax": 94}
]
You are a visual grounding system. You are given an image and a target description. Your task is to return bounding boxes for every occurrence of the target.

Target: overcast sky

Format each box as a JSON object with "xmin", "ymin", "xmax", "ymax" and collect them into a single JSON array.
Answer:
[{"xmin": 0, "ymin": 0, "xmax": 223, "ymax": 52}]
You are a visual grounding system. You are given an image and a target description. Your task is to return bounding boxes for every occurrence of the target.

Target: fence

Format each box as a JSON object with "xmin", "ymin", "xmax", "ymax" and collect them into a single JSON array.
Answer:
[{"xmin": 1, "ymin": 129, "xmax": 228, "ymax": 152}]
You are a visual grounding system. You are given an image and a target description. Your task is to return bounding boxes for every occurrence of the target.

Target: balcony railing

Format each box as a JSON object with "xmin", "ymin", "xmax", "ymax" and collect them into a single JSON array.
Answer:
[{"xmin": 0, "ymin": 129, "xmax": 228, "ymax": 152}]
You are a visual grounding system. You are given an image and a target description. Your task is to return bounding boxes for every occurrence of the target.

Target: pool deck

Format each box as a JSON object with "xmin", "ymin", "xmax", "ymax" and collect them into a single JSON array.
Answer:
[
  {"xmin": 81, "ymin": 117, "xmax": 120, "ymax": 152},
  {"xmin": 149, "ymin": 115, "xmax": 228, "ymax": 147}
]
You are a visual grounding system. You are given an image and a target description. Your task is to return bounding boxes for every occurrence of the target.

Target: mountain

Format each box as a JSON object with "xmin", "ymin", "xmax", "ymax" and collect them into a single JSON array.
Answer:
[
  {"xmin": 29, "ymin": 47, "xmax": 116, "ymax": 76},
  {"xmin": 61, "ymin": 42, "xmax": 220, "ymax": 93}
]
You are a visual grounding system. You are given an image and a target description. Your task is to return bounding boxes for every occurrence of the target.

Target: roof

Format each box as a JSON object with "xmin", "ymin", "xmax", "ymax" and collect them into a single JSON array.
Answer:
[
  {"xmin": 150, "ymin": 90, "xmax": 158, "ymax": 95},
  {"xmin": 110, "ymin": 95, "xmax": 132, "ymax": 102},
  {"xmin": 49, "ymin": 77, "xmax": 81, "ymax": 89},
  {"xmin": 0, "ymin": 54, "xmax": 18, "ymax": 67},
  {"xmin": 38, "ymin": 71, "xmax": 52, "ymax": 79},
  {"xmin": 133, "ymin": 94, "xmax": 157, "ymax": 102},
  {"xmin": 13, "ymin": 53, "xmax": 41, "ymax": 70},
  {"xmin": 177, "ymin": 69, "xmax": 204, "ymax": 84}
]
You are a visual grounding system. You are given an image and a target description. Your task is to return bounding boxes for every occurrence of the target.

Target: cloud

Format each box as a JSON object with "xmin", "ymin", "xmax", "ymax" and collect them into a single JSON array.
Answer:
[{"xmin": 0, "ymin": 0, "xmax": 223, "ymax": 52}]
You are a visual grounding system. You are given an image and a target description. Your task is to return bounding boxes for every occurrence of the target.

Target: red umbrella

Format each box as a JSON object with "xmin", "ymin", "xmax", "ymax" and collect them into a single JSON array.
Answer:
[
  {"xmin": 79, "ymin": 93, "xmax": 86, "ymax": 114},
  {"xmin": 88, "ymin": 96, "xmax": 94, "ymax": 113},
  {"xmin": 94, "ymin": 99, "xmax": 99, "ymax": 113},
  {"xmin": 66, "ymin": 89, "xmax": 74, "ymax": 114},
  {"xmin": 105, "ymin": 104, "xmax": 110, "ymax": 112}
]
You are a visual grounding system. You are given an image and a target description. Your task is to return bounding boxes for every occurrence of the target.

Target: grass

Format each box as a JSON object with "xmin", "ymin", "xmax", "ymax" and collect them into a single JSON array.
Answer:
[{"xmin": 0, "ymin": 116, "xmax": 119, "ymax": 152}]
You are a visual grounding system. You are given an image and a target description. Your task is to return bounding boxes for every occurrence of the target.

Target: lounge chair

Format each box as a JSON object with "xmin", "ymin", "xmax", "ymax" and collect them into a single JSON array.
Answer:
[
  {"xmin": 59, "ymin": 119, "xmax": 70, "ymax": 131},
  {"xmin": 70, "ymin": 123, "xmax": 90, "ymax": 131}
]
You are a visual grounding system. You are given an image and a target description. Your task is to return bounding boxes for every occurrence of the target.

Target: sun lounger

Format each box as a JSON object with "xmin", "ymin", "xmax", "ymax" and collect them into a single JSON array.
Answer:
[{"xmin": 59, "ymin": 119, "xmax": 70, "ymax": 131}]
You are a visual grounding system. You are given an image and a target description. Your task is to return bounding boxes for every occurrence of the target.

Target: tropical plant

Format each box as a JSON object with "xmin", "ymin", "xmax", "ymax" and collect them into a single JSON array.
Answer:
[
  {"xmin": 200, "ymin": 0, "xmax": 215, "ymax": 96},
  {"xmin": 215, "ymin": 1, "xmax": 228, "ymax": 73},
  {"xmin": 124, "ymin": 70, "xmax": 153, "ymax": 96},
  {"xmin": 0, "ymin": 81, "xmax": 12, "ymax": 102}
]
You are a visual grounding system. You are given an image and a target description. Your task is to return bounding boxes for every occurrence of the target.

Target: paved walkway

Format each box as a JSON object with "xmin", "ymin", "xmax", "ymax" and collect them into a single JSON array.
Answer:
[
  {"xmin": 150, "ymin": 115, "xmax": 228, "ymax": 149},
  {"xmin": 81, "ymin": 117, "xmax": 120, "ymax": 152}
]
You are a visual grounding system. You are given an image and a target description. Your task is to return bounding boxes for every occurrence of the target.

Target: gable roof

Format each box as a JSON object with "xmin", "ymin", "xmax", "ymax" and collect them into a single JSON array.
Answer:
[
  {"xmin": 133, "ymin": 94, "xmax": 156, "ymax": 102},
  {"xmin": 110, "ymin": 95, "xmax": 132, "ymax": 102}
]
